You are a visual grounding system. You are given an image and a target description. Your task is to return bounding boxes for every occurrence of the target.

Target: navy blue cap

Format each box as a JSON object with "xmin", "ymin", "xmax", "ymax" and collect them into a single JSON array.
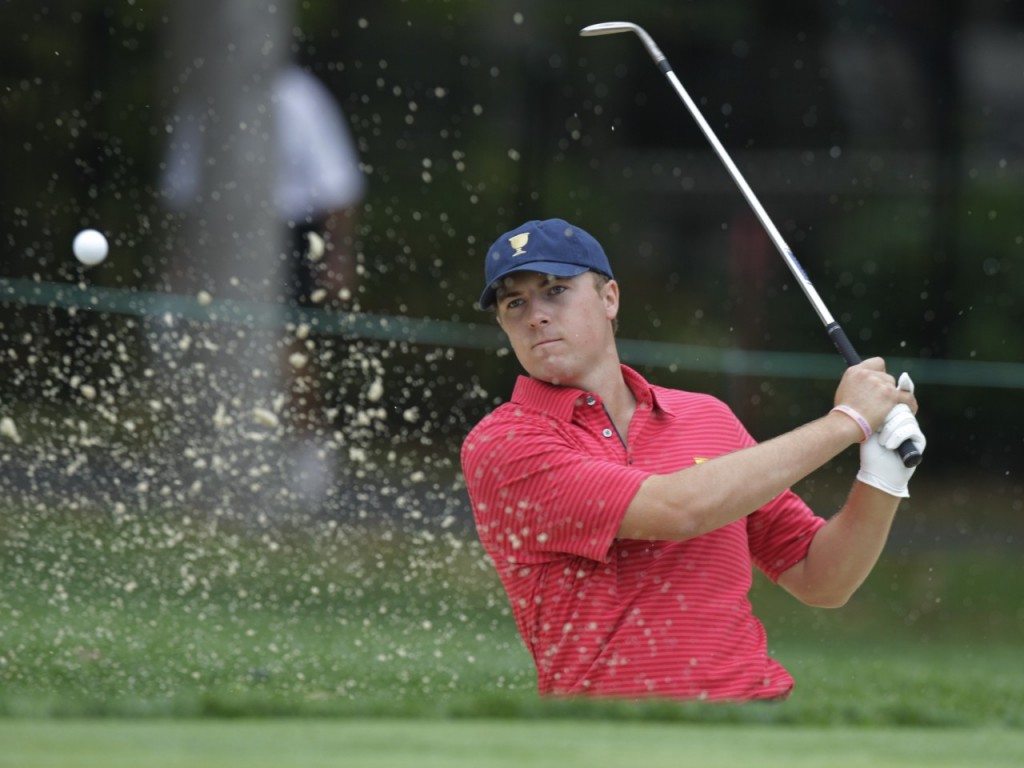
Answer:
[{"xmin": 478, "ymin": 218, "xmax": 614, "ymax": 309}]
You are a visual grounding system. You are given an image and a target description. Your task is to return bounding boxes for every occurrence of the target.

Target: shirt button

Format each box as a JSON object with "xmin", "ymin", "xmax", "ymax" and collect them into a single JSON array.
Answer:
[
  {"xmin": 602, "ymin": 428, "xmax": 613, "ymax": 438},
  {"xmin": 585, "ymin": 396, "xmax": 597, "ymax": 406}
]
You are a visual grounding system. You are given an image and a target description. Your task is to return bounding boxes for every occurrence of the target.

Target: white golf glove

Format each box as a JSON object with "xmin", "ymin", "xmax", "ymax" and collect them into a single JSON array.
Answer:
[{"xmin": 856, "ymin": 373, "xmax": 927, "ymax": 498}]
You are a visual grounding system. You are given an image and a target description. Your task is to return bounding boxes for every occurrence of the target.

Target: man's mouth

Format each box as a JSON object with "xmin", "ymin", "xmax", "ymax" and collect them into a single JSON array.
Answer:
[{"xmin": 532, "ymin": 337, "xmax": 561, "ymax": 350}]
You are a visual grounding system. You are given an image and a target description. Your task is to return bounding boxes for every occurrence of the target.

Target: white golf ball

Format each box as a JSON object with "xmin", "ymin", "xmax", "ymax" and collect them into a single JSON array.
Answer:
[{"xmin": 72, "ymin": 228, "xmax": 109, "ymax": 266}]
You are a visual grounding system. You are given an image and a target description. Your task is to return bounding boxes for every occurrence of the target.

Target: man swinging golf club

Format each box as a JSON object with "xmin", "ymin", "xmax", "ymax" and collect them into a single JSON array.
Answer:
[{"xmin": 461, "ymin": 218, "xmax": 926, "ymax": 701}]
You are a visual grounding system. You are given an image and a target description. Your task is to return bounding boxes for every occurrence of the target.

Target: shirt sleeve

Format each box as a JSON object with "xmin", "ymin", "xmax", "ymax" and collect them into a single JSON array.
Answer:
[
  {"xmin": 461, "ymin": 411, "xmax": 650, "ymax": 565},
  {"xmin": 747, "ymin": 490, "xmax": 827, "ymax": 582},
  {"xmin": 274, "ymin": 67, "xmax": 366, "ymax": 218}
]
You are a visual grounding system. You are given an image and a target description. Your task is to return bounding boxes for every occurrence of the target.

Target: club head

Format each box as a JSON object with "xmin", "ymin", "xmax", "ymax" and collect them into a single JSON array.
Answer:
[
  {"xmin": 579, "ymin": 22, "xmax": 643, "ymax": 38},
  {"xmin": 579, "ymin": 21, "xmax": 665, "ymax": 64}
]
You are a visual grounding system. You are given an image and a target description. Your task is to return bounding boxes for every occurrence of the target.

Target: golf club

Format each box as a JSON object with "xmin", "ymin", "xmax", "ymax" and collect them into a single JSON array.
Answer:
[{"xmin": 580, "ymin": 21, "xmax": 922, "ymax": 468}]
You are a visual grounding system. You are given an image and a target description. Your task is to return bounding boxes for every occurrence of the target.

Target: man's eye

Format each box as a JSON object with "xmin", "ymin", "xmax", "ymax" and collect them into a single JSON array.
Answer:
[
  {"xmin": 505, "ymin": 298, "xmax": 524, "ymax": 309},
  {"xmin": 549, "ymin": 285, "xmax": 567, "ymax": 295}
]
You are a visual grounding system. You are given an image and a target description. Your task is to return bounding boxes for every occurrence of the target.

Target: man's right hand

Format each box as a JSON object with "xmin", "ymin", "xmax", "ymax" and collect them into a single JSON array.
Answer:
[{"xmin": 833, "ymin": 358, "xmax": 917, "ymax": 433}]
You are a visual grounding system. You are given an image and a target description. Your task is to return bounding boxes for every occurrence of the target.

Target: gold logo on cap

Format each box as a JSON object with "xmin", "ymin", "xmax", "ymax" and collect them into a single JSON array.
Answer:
[{"xmin": 508, "ymin": 232, "xmax": 530, "ymax": 256}]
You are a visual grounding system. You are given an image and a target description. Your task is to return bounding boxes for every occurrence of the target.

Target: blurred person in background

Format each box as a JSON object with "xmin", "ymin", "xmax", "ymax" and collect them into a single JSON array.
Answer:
[
  {"xmin": 163, "ymin": 63, "xmax": 366, "ymax": 301},
  {"xmin": 160, "ymin": 63, "xmax": 366, "ymax": 501}
]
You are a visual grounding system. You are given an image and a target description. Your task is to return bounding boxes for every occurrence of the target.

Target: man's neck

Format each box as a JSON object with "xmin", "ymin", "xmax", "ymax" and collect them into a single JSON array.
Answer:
[{"xmin": 571, "ymin": 359, "xmax": 637, "ymax": 440}]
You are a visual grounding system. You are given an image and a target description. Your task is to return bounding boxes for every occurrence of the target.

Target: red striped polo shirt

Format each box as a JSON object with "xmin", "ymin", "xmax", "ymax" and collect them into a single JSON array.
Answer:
[{"xmin": 461, "ymin": 365, "xmax": 826, "ymax": 701}]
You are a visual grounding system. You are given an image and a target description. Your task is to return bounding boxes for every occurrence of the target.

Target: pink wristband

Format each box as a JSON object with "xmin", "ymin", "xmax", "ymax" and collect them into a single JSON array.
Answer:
[{"xmin": 830, "ymin": 405, "xmax": 872, "ymax": 442}]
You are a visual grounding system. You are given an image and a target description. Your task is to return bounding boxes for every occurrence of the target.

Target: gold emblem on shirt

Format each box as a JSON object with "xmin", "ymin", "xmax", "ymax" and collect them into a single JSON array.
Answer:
[{"xmin": 694, "ymin": 457, "xmax": 708, "ymax": 464}]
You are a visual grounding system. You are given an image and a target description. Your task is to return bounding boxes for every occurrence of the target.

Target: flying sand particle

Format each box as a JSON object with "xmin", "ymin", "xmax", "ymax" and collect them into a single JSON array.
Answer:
[
  {"xmin": 367, "ymin": 378, "xmax": 384, "ymax": 402},
  {"xmin": 307, "ymin": 232, "xmax": 325, "ymax": 261},
  {"xmin": 251, "ymin": 407, "xmax": 280, "ymax": 428},
  {"xmin": 212, "ymin": 404, "xmax": 233, "ymax": 429},
  {"xmin": 0, "ymin": 416, "xmax": 21, "ymax": 443}
]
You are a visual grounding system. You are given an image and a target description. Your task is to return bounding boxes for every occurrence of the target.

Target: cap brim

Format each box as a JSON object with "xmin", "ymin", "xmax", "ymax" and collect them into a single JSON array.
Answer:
[{"xmin": 478, "ymin": 262, "xmax": 590, "ymax": 309}]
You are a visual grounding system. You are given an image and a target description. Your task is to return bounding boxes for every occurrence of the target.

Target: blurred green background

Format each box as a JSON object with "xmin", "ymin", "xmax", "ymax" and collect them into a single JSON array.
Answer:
[
  {"xmin": 0, "ymin": 0, "xmax": 1022, "ymax": 731},
  {"xmin": 3, "ymin": 1, "xmax": 1022, "ymax": 469}
]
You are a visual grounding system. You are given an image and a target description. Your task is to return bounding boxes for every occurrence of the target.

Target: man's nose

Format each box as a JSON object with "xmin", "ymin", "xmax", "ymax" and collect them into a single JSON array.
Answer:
[{"xmin": 527, "ymin": 303, "xmax": 550, "ymax": 328}]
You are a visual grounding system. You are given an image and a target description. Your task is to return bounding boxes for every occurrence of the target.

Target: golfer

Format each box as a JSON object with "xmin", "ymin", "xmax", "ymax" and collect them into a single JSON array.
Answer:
[{"xmin": 461, "ymin": 218, "xmax": 926, "ymax": 701}]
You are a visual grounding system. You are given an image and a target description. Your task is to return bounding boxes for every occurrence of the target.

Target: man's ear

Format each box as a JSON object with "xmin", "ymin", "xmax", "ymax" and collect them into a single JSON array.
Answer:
[{"xmin": 603, "ymin": 279, "xmax": 620, "ymax": 320}]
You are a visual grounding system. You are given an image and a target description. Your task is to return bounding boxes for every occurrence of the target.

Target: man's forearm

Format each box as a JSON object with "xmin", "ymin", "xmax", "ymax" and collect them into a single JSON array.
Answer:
[
  {"xmin": 777, "ymin": 482, "xmax": 901, "ymax": 608},
  {"xmin": 620, "ymin": 410, "xmax": 863, "ymax": 541}
]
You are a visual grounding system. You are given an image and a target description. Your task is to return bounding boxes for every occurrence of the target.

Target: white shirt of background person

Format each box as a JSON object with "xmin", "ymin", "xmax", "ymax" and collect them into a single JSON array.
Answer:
[{"xmin": 161, "ymin": 64, "xmax": 366, "ymax": 221}]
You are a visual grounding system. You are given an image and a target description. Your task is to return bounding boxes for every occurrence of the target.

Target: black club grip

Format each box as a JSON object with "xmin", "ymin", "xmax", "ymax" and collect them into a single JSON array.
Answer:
[{"xmin": 826, "ymin": 323, "xmax": 921, "ymax": 469}]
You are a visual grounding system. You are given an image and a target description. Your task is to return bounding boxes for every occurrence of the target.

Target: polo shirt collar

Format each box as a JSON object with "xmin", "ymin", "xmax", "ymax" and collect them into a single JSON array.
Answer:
[{"xmin": 510, "ymin": 365, "xmax": 676, "ymax": 422}]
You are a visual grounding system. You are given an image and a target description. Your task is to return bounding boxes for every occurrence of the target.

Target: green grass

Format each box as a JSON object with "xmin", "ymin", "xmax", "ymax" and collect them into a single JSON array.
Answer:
[
  {"xmin": 2, "ymin": 719, "xmax": 1023, "ymax": 768},
  {"xmin": 1, "ymin": 503, "xmax": 1022, "ymax": 728}
]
